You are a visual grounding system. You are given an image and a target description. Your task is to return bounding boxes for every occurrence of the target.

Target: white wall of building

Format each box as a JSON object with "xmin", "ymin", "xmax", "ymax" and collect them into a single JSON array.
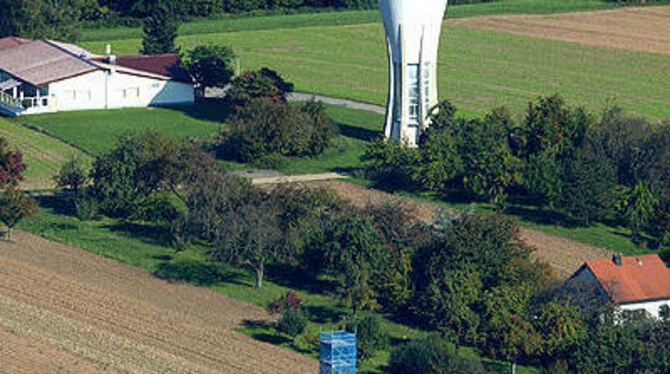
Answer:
[
  {"xmin": 105, "ymin": 71, "xmax": 194, "ymax": 109},
  {"xmin": 620, "ymin": 299, "xmax": 670, "ymax": 320},
  {"xmin": 20, "ymin": 70, "xmax": 193, "ymax": 115},
  {"xmin": 49, "ymin": 71, "xmax": 107, "ymax": 112}
]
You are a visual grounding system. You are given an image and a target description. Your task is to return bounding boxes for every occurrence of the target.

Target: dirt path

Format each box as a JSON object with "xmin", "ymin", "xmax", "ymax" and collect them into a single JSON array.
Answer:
[
  {"xmin": 0, "ymin": 231, "xmax": 317, "ymax": 374},
  {"xmin": 449, "ymin": 6, "xmax": 670, "ymax": 55},
  {"xmin": 288, "ymin": 92, "xmax": 386, "ymax": 115},
  {"xmin": 310, "ymin": 181, "xmax": 612, "ymax": 278}
]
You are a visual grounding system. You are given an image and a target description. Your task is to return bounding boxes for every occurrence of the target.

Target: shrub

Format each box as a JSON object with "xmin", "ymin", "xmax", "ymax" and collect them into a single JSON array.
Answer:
[
  {"xmin": 54, "ymin": 157, "xmax": 89, "ymax": 194},
  {"xmin": 344, "ymin": 315, "xmax": 388, "ymax": 360},
  {"xmin": 276, "ymin": 309, "xmax": 308, "ymax": 338},
  {"xmin": 387, "ymin": 336, "xmax": 457, "ymax": 374},
  {"xmin": 267, "ymin": 291, "xmax": 302, "ymax": 315},
  {"xmin": 74, "ymin": 193, "xmax": 99, "ymax": 221},
  {"xmin": 362, "ymin": 137, "xmax": 419, "ymax": 189},
  {"xmin": 217, "ymin": 100, "xmax": 335, "ymax": 162},
  {"xmin": 227, "ymin": 68, "xmax": 294, "ymax": 107},
  {"xmin": 252, "ymin": 153, "xmax": 289, "ymax": 170}
]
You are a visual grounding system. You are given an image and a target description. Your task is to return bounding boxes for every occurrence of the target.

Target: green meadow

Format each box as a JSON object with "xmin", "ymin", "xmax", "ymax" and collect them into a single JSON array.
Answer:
[
  {"xmin": 83, "ymin": 23, "xmax": 670, "ymax": 121},
  {"xmin": 13, "ymin": 104, "xmax": 224, "ymax": 156},
  {"xmin": 80, "ymin": 0, "xmax": 642, "ymax": 43},
  {"xmin": 0, "ymin": 118, "xmax": 91, "ymax": 189}
]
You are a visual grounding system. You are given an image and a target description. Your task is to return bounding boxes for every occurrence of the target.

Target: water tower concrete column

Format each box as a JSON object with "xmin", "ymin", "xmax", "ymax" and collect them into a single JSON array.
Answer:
[{"xmin": 378, "ymin": 0, "xmax": 449, "ymax": 146}]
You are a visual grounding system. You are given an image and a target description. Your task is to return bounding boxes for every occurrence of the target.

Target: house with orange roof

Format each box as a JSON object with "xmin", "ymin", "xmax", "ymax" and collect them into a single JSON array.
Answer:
[
  {"xmin": 569, "ymin": 253, "xmax": 670, "ymax": 321},
  {"xmin": 0, "ymin": 37, "xmax": 193, "ymax": 116}
]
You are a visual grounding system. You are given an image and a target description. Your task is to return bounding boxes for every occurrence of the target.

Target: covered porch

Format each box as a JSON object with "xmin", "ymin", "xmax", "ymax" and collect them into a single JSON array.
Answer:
[{"xmin": 0, "ymin": 71, "xmax": 50, "ymax": 115}]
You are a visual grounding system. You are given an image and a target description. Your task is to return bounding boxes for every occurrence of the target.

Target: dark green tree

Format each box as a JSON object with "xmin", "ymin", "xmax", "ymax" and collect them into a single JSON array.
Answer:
[
  {"xmin": 556, "ymin": 141, "xmax": 617, "ymax": 225},
  {"xmin": 226, "ymin": 68, "xmax": 294, "ymax": 106},
  {"xmin": 185, "ymin": 45, "xmax": 236, "ymax": 97},
  {"xmin": 1, "ymin": 0, "xmax": 83, "ymax": 41},
  {"xmin": 141, "ymin": 1, "xmax": 180, "ymax": 55},
  {"xmin": 457, "ymin": 108, "xmax": 521, "ymax": 210}
]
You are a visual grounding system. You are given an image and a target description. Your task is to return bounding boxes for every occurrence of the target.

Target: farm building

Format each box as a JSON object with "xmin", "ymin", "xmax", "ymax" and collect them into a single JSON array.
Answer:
[
  {"xmin": 568, "ymin": 253, "xmax": 670, "ymax": 322},
  {"xmin": 0, "ymin": 37, "xmax": 193, "ymax": 116}
]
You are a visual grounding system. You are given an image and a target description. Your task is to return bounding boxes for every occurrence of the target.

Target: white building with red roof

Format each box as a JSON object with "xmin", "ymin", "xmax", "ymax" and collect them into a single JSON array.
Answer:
[
  {"xmin": 569, "ymin": 253, "xmax": 670, "ymax": 321},
  {"xmin": 0, "ymin": 37, "xmax": 193, "ymax": 116}
]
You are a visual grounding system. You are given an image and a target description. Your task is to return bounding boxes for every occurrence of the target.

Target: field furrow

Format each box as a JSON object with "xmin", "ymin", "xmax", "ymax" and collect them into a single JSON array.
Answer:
[{"xmin": 0, "ymin": 231, "xmax": 317, "ymax": 373}]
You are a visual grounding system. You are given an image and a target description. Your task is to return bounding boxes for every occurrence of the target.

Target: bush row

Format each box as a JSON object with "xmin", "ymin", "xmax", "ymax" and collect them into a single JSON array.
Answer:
[{"xmin": 364, "ymin": 95, "xmax": 670, "ymax": 247}]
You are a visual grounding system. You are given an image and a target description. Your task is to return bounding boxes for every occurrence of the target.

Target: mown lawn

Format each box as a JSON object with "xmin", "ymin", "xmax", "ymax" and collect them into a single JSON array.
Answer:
[
  {"xmin": 0, "ymin": 118, "xmax": 91, "ymax": 190},
  {"xmin": 13, "ymin": 104, "xmax": 225, "ymax": 156},
  {"xmin": 82, "ymin": 23, "xmax": 670, "ymax": 121},
  {"xmin": 14, "ymin": 102, "xmax": 382, "ymax": 174},
  {"xmin": 79, "ymin": 0, "xmax": 644, "ymax": 43},
  {"xmin": 17, "ymin": 194, "xmax": 539, "ymax": 374}
]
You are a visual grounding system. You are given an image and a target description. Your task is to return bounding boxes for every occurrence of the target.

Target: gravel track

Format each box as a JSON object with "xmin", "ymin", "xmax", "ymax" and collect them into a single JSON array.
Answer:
[
  {"xmin": 0, "ymin": 231, "xmax": 317, "ymax": 374},
  {"xmin": 449, "ymin": 6, "xmax": 670, "ymax": 55},
  {"xmin": 310, "ymin": 181, "xmax": 612, "ymax": 279}
]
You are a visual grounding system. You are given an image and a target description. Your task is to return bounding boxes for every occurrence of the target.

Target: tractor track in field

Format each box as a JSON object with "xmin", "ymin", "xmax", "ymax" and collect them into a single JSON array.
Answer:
[{"xmin": 0, "ymin": 231, "xmax": 317, "ymax": 374}]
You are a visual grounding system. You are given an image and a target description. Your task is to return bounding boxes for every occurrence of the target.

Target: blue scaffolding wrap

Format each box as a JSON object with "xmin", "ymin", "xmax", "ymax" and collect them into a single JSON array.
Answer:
[{"xmin": 319, "ymin": 331, "xmax": 356, "ymax": 374}]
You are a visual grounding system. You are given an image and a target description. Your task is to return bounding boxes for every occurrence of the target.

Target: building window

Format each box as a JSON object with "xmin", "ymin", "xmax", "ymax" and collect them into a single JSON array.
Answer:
[{"xmin": 407, "ymin": 64, "xmax": 420, "ymax": 124}]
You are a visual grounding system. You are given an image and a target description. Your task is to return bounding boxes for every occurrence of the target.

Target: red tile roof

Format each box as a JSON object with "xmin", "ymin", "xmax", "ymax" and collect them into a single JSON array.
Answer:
[
  {"xmin": 114, "ymin": 54, "xmax": 191, "ymax": 83},
  {"xmin": 584, "ymin": 254, "xmax": 670, "ymax": 303}
]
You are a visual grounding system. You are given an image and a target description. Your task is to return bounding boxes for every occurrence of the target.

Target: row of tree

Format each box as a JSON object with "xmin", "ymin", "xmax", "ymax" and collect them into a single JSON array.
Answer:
[
  {"xmin": 57, "ymin": 129, "xmax": 670, "ymax": 373},
  {"xmin": 364, "ymin": 96, "xmax": 670, "ymax": 247}
]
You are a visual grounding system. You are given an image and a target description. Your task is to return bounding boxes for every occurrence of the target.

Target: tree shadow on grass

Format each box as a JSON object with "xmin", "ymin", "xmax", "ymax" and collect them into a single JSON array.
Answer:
[
  {"xmin": 266, "ymin": 264, "xmax": 332, "ymax": 295},
  {"xmin": 336, "ymin": 122, "xmax": 381, "ymax": 142},
  {"xmin": 241, "ymin": 320, "xmax": 291, "ymax": 345},
  {"xmin": 103, "ymin": 222, "xmax": 174, "ymax": 247},
  {"xmin": 167, "ymin": 98, "xmax": 233, "ymax": 123},
  {"xmin": 34, "ymin": 194, "xmax": 76, "ymax": 217},
  {"xmin": 304, "ymin": 305, "xmax": 341, "ymax": 324},
  {"xmin": 153, "ymin": 260, "xmax": 230, "ymax": 286}
]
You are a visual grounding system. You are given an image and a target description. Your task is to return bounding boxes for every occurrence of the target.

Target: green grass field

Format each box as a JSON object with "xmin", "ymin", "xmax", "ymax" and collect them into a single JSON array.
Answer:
[
  {"xmin": 80, "ymin": 0, "xmax": 643, "ymax": 43},
  {"xmin": 14, "ymin": 104, "xmax": 224, "ymax": 156},
  {"xmin": 14, "ymin": 103, "xmax": 383, "ymax": 174},
  {"xmin": 83, "ymin": 22, "xmax": 670, "ymax": 121},
  {"xmin": 0, "ymin": 118, "xmax": 91, "ymax": 189},
  {"xmin": 17, "ymin": 194, "xmax": 538, "ymax": 374}
]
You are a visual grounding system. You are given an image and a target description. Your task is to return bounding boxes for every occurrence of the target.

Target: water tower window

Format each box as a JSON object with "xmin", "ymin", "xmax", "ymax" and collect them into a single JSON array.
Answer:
[{"xmin": 408, "ymin": 64, "xmax": 420, "ymax": 124}]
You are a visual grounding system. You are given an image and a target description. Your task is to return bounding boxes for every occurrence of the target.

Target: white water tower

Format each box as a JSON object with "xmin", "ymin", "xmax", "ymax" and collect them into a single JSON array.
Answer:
[{"xmin": 378, "ymin": 0, "xmax": 449, "ymax": 145}]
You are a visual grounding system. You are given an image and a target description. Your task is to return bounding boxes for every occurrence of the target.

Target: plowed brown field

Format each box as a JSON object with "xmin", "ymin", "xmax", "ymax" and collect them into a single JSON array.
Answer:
[
  {"xmin": 449, "ymin": 6, "xmax": 670, "ymax": 55},
  {"xmin": 310, "ymin": 181, "xmax": 612, "ymax": 279},
  {"xmin": 0, "ymin": 231, "xmax": 317, "ymax": 374}
]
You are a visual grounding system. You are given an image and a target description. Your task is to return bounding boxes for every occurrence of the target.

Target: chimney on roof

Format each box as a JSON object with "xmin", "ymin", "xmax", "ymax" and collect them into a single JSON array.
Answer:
[
  {"xmin": 613, "ymin": 253, "xmax": 623, "ymax": 267},
  {"xmin": 637, "ymin": 257, "xmax": 642, "ymax": 266}
]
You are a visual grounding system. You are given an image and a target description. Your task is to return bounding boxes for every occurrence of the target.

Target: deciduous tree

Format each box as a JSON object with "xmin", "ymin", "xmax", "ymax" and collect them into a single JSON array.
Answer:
[
  {"xmin": 0, "ymin": 137, "xmax": 27, "ymax": 189},
  {"xmin": 0, "ymin": 188, "xmax": 37, "ymax": 241},
  {"xmin": 185, "ymin": 45, "xmax": 236, "ymax": 97}
]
